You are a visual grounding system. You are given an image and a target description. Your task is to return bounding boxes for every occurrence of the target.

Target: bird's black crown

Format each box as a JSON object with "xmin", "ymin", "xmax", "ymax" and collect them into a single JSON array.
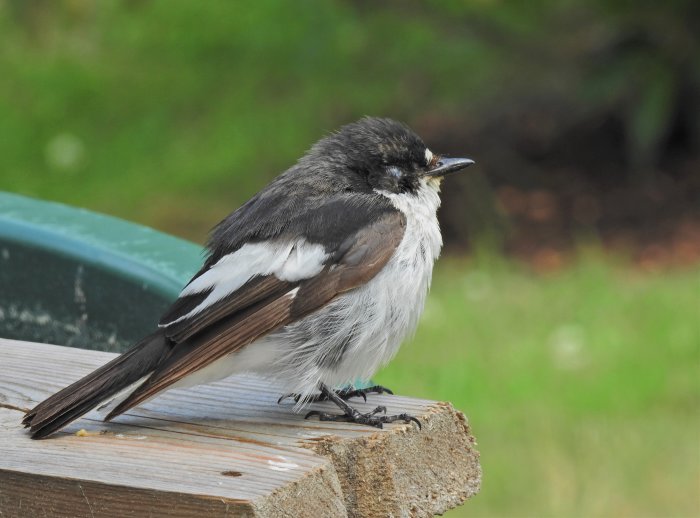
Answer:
[{"xmin": 304, "ymin": 117, "xmax": 433, "ymax": 195}]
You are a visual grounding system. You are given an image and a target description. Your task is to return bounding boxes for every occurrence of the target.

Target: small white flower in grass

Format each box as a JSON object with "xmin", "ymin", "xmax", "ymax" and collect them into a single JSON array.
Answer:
[
  {"xmin": 45, "ymin": 132, "xmax": 85, "ymax": 172},
  {"xmin": 549, "ymin": 324, "xmax": 587, "ymax": 370}
]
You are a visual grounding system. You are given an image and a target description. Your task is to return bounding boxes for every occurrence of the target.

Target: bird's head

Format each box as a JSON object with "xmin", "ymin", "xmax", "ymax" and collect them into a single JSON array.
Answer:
[{"xmin": 304, "ymin": 117, "xmax": 474, "ymax": 195}]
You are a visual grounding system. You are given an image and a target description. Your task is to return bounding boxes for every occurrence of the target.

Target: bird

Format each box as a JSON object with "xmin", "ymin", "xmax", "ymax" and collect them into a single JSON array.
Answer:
[{"xmin": 22, "ymin": 117, "xmax": 474, "ymax": 439}]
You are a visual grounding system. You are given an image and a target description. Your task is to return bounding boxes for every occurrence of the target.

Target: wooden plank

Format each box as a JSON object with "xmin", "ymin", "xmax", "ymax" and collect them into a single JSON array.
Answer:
[{"xmin": 0, "ymin": 338, "xmax": 481, "ymax": 517}]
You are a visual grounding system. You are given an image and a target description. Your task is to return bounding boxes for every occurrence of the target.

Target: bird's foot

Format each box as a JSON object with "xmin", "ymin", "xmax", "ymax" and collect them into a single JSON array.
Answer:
[
  {"xmin": 278, "ymin": 384, "xmax": 393, "ymax": 404},
  {"xmin": 305, "ymin": 405, "xmax": 421, "ymax": 430}
]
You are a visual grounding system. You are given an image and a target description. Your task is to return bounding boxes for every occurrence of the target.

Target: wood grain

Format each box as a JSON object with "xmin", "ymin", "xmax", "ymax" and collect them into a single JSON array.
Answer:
[{"xmin": 0, "ymin": 338, "xmax": 481, "ymax": 517}]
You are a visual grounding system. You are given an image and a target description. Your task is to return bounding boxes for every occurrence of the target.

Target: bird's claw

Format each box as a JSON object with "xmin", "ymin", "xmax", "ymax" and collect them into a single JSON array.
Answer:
[
  {"xmin": 338, "ymin": 385, "xmax": 394, "ymax": 402},
  {"xmin": 277, "ymin": 393, "xmax": 301, "ymax": 404},
  {"xmin": 304, "ymin": 406, "xmax": 421, "ymax": 430}
]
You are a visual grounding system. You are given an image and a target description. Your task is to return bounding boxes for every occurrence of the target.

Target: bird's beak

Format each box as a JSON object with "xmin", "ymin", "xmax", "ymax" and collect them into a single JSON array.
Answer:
[{"xmin": 425, "ymin": 157, "xmax": 475, "ymax": 177}]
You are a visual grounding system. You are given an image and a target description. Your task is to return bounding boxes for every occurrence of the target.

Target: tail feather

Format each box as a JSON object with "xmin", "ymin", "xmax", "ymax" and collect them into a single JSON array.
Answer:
[{"xmin": 23, "ymin": 331, "xmax": 170, "ymax": 439}]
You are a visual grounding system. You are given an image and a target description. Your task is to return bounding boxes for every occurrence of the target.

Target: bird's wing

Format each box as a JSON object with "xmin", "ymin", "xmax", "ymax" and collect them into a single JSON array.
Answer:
[
  {"xmin": 105, "ymin": 205, "xmax": 405, "ymax": 420},
  {"xmin": 158, "ymin": 191, "xmax": 399, "ymax": 343}
]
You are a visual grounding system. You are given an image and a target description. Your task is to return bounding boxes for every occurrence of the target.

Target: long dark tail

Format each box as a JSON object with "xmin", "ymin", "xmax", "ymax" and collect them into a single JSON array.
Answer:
[{"xmin": 22, "ymin": 331, "xmax": 170, "ymax": 439}]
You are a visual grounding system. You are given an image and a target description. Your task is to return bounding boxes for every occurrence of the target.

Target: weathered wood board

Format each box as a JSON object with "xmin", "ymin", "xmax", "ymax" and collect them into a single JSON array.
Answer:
[{"xmin": 0, "ymin": 338, "xmax": 481, "ymax": 517}]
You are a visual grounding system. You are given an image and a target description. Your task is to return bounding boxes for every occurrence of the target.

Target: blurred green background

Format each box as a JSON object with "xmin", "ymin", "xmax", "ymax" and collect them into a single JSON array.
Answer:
[{"xmin": 1, "ymin": 0, "xmax": 698, "ymax": 516}]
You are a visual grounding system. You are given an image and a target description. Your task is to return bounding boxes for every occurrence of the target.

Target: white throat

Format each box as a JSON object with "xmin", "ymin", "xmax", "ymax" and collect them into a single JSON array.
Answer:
[{"xmin": 376, "ymin": 178, "xmax": 443, "ymax": 263}]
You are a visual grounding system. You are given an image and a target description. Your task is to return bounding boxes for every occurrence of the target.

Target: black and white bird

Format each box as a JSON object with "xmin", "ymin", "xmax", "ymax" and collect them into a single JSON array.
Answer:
[{"xmin": 23, "ymin": 117, "xmax": 474, "ymax": 438}]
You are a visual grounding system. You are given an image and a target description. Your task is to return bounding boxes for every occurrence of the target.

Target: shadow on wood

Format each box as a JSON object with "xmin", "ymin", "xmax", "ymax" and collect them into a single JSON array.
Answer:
[{"xmin": 0, "ymin": 338, "xmax": 481, "ymax": 517}]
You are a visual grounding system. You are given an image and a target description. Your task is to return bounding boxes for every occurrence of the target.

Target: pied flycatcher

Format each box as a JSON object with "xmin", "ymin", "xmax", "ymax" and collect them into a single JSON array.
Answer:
[{"xmin": 23, "ymin": 117, "xmax": 474, "ymax": 438}]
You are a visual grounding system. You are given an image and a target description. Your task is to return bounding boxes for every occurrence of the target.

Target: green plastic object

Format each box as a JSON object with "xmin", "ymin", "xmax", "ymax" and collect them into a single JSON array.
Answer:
[{"xmin": 0, "ymin": 192, "xmax": 203, "ymax": 352}]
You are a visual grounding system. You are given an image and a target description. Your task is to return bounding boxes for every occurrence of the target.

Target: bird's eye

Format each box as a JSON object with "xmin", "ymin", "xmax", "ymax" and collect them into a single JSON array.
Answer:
[{"xmin": 387, "ymin": 166, "xmax": 402, "ymax": 178}]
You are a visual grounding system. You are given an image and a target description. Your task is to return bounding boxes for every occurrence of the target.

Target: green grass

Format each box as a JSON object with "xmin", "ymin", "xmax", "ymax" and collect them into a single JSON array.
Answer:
[{"xmin": 375, "ymin": 255, "xmax": 700, "ymax": 517}]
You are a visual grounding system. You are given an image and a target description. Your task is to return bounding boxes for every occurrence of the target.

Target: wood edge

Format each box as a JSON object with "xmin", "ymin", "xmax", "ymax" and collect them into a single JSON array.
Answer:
[
  {"xmin": 251, "ymin": 461, "xmax": 347, "ymax": 518},
  {"xmin": 299, "ymin": 401, "xmax": 481, "ymax": 517},
  {"xmin": 0, "ymin": 469, "xmax": 253, "ymax": 518}
]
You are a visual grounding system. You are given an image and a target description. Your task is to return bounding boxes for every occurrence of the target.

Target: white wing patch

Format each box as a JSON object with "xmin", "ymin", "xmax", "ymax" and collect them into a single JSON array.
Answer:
[
  {"xmin": 160, "ymin": 239, "xmax": 327, "ymax": 327},
  {"xmin": 276, "ymin": 240, "xmax": 329, "ymax": 281}
]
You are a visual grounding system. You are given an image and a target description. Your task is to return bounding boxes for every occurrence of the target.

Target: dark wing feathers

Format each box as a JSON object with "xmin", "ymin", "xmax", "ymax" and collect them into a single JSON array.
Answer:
[
  {"xmin": 162, "ymin": 275, "xmax": 295, "ymax": 343},
  {"xmin": 104, "ymin": 210, "xmax": 406, "ymax": 420},
  {"xmin": 158, "ymin": 289, "xmax": 213, "ymax": 327},
  {"xmin": 290, "ymin": 212, "xmax": 405, "ymax": 315},
  {"xmin": 105, "ymin": 287, "xmax": 296, "ymax": 419},
  {"xmin": 23, "ymin": 331, "xmax": 171, "ymax": 439},
  {"xmin": 207, "ymin": 187, "xmax": 395, "ymax": 264}
]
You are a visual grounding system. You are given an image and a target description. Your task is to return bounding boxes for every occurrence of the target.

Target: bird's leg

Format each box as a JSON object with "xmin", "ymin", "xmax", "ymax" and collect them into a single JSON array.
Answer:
[
  {"xmin": 278, "ymin": 384, "xmax": 393, "ymax": 404},
  {"xmin": 304, "ymin": 382, "xmax": 421, "ymax": 430}
]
